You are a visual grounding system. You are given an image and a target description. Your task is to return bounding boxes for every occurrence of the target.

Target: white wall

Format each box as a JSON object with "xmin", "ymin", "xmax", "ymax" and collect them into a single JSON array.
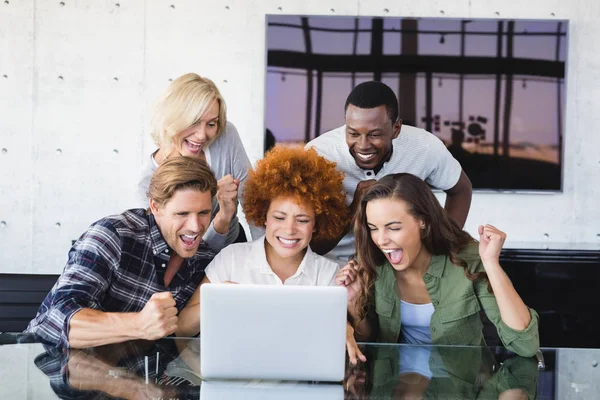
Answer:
[{"xmin": 1, "ymin": 0, "xmax": 599, "ymax": 274}]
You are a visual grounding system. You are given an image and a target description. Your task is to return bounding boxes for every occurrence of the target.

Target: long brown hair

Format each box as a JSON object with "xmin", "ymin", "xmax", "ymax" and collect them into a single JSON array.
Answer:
[{"xmin": 353, "ymin": 173, "xmax": 486, "ymax": 322}]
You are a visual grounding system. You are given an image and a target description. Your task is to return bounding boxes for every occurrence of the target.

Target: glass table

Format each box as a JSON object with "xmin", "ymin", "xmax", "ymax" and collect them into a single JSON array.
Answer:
[{"xmin": 1, "ymin": 333, "xmax": 598, "ymax": 399}]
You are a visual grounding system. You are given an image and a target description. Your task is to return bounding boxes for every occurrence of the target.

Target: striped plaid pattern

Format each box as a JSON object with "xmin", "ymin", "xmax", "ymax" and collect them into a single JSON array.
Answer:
[{"xmin": 26, "ymin": 208, "xmax": 214, "ymax": 347}]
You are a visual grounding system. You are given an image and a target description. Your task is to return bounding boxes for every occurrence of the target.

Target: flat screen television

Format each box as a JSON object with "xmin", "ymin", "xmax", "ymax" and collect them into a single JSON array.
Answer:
[{"xmin": 265, "ymin": 15, "xmax": 568, "ymax": 192}]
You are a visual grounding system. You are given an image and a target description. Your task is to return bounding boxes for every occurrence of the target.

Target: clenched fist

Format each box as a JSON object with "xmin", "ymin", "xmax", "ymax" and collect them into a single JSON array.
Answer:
[
  {"xmin": 217, "ymin": 174, "xmax": 240, "ymax": 220},
  {"xmin": 135, "ymin": 292, "xmax": 178, "ymax": 340}
]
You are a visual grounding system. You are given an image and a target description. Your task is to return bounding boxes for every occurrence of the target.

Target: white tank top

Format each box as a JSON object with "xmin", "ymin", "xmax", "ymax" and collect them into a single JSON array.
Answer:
[{"xmin": 400, "ymin": 300, "xmax": 434, "ymax": 345}]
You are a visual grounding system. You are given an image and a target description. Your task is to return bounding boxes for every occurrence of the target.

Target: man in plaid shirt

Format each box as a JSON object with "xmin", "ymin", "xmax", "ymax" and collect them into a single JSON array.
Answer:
[{"xmin": 26, "ymin": 157, "xmax": 218, "ymax": 348}]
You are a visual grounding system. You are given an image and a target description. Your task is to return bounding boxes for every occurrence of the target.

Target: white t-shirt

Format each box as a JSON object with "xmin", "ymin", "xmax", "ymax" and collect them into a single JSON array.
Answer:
[
  {"xmin": 205, "ymin": 236, "xmax": 340, "ymax": 286},
  {"xmin": 306, "ymin": 124, "xmax": 462, "ymax": 264}
]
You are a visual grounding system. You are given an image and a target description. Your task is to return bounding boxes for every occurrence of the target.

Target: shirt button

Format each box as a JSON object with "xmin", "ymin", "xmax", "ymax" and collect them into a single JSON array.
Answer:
[
  {"xmin": 431, "ymin": 327, "xmax": 436, "ymax": 332},
  {"xmin": 165, "ymin": 249, "xmax": 169, "ymax": 253},
  {"xmin": 424, "ymin": 275, "xmax": 432, "ymax": 282},
  {"xmin": 161, "ymin": 263, "xmax": 166, "ymax": 268},
  {"xmin": 433, "ymin": 300, "xmax": 439, "ymax": 306},
  {"xmin": 366, "ymin": 171, "xmax": 373, "ymax": 176}
]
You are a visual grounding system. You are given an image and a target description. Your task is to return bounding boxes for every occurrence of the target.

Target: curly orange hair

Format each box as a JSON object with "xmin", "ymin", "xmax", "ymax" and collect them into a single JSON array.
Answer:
[{"xmin": 243, "ymin": 145, "xmax": 349, "ymax": 241}]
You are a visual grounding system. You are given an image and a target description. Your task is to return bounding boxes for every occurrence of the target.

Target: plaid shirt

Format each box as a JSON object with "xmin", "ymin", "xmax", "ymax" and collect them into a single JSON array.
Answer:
[{"xmin": 26, "ymin": 208, "xmax": 215, "ymax": 348}]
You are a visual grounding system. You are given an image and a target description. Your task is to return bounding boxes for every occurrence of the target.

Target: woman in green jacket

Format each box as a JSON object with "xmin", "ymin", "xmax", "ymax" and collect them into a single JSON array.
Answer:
[{"xmin": 337, "ymin": 173, "xmax": 539, "ymax": 358}]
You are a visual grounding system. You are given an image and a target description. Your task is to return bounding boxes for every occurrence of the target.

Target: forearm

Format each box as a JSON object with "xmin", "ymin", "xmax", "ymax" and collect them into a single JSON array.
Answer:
[
  {"xmin": 212, "ymin": 210, "xmax": 235, "ymax": 236},
  {"xmin": 443, "ymin": 171, "xmax": 472, "ymax": 228},
  {"xmin": 348, "ymin": 305, "xmax": 372, "ymax": 342},
  {"xmin": 72, "ymin": 373, "xmax": 150, "ymax": 399},
  {"xmin": 311, "ymin": 223, "xmax": 351, "ymax": 255},
  {"xmin": 68, "ymin": 309, "xmax": 140, "ymax": 348},
  {"xmin": 444, "ymin": 192, "xmax": 471, "ymax": 228},
  {"xmin": 204, "ymin": 215, "xmax": 239, "ymax": 252},
  {"xmin": 483, "ymin": 261, "xmax": 531, "ymax": 330},
  {"xmin": 175, "ymin": 303, "xmax": 201, "ymax": 337}
]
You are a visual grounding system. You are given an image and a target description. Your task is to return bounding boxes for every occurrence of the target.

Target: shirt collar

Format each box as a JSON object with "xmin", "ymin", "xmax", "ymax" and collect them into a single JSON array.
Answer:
[
  {"xmin": 295, "ymin": 245, "xmax": 317, "ymax": 280},
  {"xmin": 149, "ymin": 213, "xmax": 170, "ymax": 256},
  {"xmin": 250, "ymin": 236, "xmax": 317, "ymax": 281},
  {"xmin": 426, "ymin": 254, "xmax": 447, "ymax": 278}
]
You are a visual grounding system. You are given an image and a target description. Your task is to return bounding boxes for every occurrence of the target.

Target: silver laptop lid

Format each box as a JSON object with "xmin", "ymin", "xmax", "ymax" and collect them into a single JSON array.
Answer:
[{"xmin": 200, "ymin": 284, "xmax": 347, "ymax": 382}]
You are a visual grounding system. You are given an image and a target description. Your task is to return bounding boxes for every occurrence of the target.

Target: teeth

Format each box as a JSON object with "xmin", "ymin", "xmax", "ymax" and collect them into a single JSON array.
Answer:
[
  {"xmin": 278, "ymin": 237, "xmax": 299, "ymax": 245},
  {"xmin": 186, "ymin": 140, "xmax": 202, "ymax": 149},
  {"xmin": 382, "ymin": 249, "xmax": 397, "ymax": 253},
  {"xmin": 357, "ymin": 153, "xmax": 375, "ymax": 160},
  {"xmin": 182, "ymin": 234, "xmax": 198, "ymax": 240}
]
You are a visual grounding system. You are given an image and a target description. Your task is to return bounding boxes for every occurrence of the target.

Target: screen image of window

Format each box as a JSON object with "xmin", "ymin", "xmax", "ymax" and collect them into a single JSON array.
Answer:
[{"xmin": 265, "ymin": 16, "xmax": 567, "ymax": 192}]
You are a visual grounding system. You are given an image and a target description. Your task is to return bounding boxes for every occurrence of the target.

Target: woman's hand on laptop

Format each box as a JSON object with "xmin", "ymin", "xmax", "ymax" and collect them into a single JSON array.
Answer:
[{"xmin": 346, "ymin": 322, "xmax": 366, "ymax": 365}]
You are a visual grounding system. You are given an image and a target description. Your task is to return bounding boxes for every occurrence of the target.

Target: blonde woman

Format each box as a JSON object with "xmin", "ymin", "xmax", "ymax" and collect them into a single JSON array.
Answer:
[{"xmin": 138, "ymin": 73, "xmax": 257, "ymax": 252}]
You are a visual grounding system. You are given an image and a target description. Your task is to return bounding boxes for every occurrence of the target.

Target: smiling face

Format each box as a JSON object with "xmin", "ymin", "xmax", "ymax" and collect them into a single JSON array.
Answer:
[
  {"xmin": 345, "ymin": 104, "xmax": 401, "ymax": 171},
  {"xmin": 150, "ymin": 188, "xmax": 213, "ymax": 259},
  {"xmin": 172, "ymin": 100, "xmax": 220, "ymax": 159},
  {"xmin": 365, "ymin": 197, "xmax": 430, "ymax": 272},
  {"xmin": 264, "ymin": 196, "xmax": 316, "ymax": 264}
]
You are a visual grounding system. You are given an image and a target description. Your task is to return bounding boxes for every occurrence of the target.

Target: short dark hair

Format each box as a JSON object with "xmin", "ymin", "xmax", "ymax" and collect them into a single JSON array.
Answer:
[{"xmin": 344, "ymin": 81, "xmax": 399, "ymax": 123}]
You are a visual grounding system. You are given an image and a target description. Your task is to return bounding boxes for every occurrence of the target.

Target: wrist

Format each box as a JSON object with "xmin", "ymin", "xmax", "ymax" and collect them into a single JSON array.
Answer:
[
  {"xmin": 213, "ymin": 212, "xmax": 232, "ymax": 234},
  {"xmin": 348, "ymin": 302, "xmax": 361, "ymax": 319},
  {"xmin": 480, "ymin": 258, "xmax": 501, "ymax": 269},
  {"xmin": 117, "ymin": 312, "xmax": 144, "ymax": 340}
]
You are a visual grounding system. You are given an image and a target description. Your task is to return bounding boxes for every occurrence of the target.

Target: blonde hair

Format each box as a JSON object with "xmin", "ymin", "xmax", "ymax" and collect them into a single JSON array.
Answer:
[
  {"xmin": 148, "ymin": 156, "xmax": 217, "ymax": 207},
  {"xmin": 150, "ymin": 73, "xmax": 227, "ymax": 152}
]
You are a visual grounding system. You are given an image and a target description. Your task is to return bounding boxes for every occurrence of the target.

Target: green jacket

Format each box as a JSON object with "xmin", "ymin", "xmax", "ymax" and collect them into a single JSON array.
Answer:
[{"xmin": 372, "ymin": 243, "xmax": 540, "ymax": 357}]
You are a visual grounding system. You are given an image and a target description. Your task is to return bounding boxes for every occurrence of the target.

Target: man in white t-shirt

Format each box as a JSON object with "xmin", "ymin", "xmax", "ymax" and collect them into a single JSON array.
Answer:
[{"xmin": 306, "ymin": 81, "xmax": 472, "ymax": 264}]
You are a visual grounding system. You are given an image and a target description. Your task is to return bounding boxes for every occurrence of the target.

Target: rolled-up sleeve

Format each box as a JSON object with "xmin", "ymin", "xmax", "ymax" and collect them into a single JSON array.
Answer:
[
  {"xmin": 26, "ymin": 223, "xmax": 119, "ymax": 347},
  {"xmin": 203, "ymin": 215, "xmax": 238, "ymax": 253},
  {"xmin": 494, "ymin": 308, "xmax": 540, "ymax": 357},
  {"xmin": 476, "ymin": 282, "xmax": 540, "ymax": 357}
]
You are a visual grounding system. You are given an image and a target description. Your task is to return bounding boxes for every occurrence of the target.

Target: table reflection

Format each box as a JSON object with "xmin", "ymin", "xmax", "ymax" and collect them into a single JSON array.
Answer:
[
  {"xmin": 16, "ymin": 336, "xmax": 542, "ymax": 399},
  {"xmin": 361, "ymin": 345, "xmax": 538, "ymax": 399}
]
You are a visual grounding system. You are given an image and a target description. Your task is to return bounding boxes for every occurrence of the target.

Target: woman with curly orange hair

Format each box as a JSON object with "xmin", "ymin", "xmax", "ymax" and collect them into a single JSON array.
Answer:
[{"xmin": 176, "ymin": 146, "xmax": 363, "ymax": 351}]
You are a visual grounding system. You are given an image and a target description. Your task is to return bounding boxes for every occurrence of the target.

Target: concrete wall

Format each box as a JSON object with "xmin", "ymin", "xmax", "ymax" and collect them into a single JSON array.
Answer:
[{"xmin": 1, "ymin": 0, "xmax": 599, "ymax": 274}]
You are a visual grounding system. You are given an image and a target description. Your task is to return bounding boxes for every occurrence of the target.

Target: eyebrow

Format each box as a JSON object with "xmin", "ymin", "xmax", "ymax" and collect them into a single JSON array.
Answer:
[
  {"xmin": 192, "ymin": 116, "xmax": 219, "ymax": 126},
  {"xmin": 347, "ymin": 126, "xmax": 383, "ymax": 134},
  {"xmin": 175, "ymin": 208, "xmax": 212, "ymax": 214},
  {"xmin": 385, "ymin": 221, "xmax": 402, "ymax": 226},
  {"xmin": 273, "ymin": 210, "xmax": 312, "ymax": 218},
  {"xmin": 367, "ymin": 221, "xmax": 402, "ymax": 226}
]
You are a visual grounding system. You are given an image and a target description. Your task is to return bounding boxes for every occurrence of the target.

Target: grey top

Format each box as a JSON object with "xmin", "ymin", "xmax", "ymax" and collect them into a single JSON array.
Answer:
[{"xmin": 137, "ymin": 121, "xmax": 259, "ymax": 253}]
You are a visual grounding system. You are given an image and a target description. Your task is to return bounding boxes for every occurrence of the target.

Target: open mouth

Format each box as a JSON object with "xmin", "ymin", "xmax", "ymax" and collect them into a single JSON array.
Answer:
[
  {"xmin": 356, "ymin": 152, "xmax": 376, "ymax": 162},
  {"xmin": 180, "ymin": 233, "xmax": 200, "ymax": 249},
  {"xmin": 184, "ymin": 139, "xmax": 204, "ymax": 154},
  {"xmin": 277, "ymin": 236, "xmax": 300, "ymax": 248},
  {"xmin": 382, "ymin": 248, "xmax": 404, "ymax": 264}
]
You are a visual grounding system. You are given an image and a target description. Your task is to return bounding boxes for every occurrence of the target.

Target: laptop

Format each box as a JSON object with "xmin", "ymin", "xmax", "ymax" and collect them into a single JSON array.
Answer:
[{"xmin": 200, "ymin": 284, "xmax": 348, "ymax": 382}]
